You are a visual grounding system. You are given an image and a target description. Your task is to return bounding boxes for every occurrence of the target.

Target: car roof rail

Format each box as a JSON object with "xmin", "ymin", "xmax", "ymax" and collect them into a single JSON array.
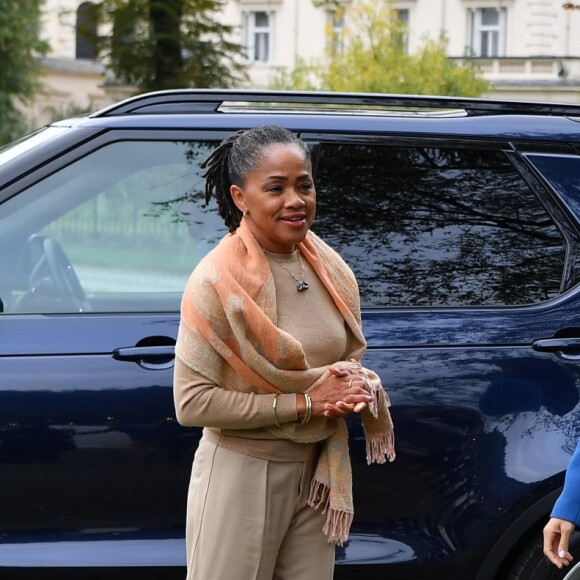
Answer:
[{"xmin": 92, "ymin": 89, "xmax": 580, "ymax": 118}]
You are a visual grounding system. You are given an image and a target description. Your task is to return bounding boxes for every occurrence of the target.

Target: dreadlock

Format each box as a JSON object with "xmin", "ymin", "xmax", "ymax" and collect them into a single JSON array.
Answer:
[{"xmin": 201, "ymin": 125, "xmax": 311, "ymax": 232}]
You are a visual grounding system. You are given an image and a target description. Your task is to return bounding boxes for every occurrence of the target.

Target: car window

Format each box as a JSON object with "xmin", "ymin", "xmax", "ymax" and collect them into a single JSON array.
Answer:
[
  {"xmin": 313, "ymin": 142, "xmax": 567, "ymax": 308},
  {"xmin": 524, "ymin": 154, "xmax": 580, "ymax": 219},
  {"xmin": 0, "ymin": 140, "xmax": 226, "ymax": 314}
]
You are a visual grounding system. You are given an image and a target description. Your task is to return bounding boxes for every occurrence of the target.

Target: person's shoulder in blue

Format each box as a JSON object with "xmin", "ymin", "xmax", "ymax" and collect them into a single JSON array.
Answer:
[{"xmin": 544, "ymin": 439, "xmax": 580, "ymax": 569}]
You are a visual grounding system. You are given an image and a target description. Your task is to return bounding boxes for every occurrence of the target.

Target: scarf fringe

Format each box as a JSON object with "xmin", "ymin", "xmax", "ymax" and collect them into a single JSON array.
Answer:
[
  {"xmin": 308, "ymin": 478, "xmax": 330, "ymax": 512},
  {"xmin": 366, "ymin": 432, "xmax": 396, "ymax": 465},
  {"xmin": 308, "ymin": 479, "xmax": 353, "ymax": 546},
  {"xmin": 322, "ymin": 508, "xmax": 354, "ymax": 547},
  {"xmin": 349, "ymin": 359, "xmax": 387, "ymax": 420}
]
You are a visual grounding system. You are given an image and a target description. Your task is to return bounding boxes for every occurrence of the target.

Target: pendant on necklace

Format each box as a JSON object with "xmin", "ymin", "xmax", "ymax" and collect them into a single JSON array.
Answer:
[{"xmin": 297, "ymin": 281, "xmax": 309, "ymax": 292}]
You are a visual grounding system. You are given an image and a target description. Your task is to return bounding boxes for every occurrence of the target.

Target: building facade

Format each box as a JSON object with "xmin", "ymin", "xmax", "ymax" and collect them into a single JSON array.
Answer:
[
  {"xmin": 29, "ymin": 0, "xmax": 580, "ymax": 130},
  {"xmin": 31, "ymin": 0, "xmax": 103, "ymax": 128},
  {"xmin": 222, "ymin": 0, "xmax": 580, "ymax": 101}
]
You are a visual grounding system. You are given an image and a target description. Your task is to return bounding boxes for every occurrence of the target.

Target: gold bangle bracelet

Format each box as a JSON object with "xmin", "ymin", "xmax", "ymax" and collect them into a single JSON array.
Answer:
[
  {"xmin": 272, "ymin": 394, "xmax": 282, "ymax": 427},
  {"xmin": 300, "ymin": 393, "xmax": 312, "ymax": 425}
]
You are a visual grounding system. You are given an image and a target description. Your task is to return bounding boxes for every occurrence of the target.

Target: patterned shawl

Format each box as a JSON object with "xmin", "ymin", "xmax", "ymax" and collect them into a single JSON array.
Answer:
[{"xmin": 175, "ymin": 219, "xmax": 395, "ymax": 545}]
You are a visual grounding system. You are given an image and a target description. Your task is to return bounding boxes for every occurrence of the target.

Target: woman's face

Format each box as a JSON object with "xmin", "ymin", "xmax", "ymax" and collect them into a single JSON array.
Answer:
[{"xmin": 230, "ymin": 143, "xmax": 316, "ymax": 254}]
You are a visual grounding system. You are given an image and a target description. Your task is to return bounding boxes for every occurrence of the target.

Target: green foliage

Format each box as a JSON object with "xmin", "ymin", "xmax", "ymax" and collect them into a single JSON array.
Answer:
[
  {"xmin": 49, "ymin": 102, "xmax": 97, "ymax": 123},
  {"xmin": 0, "ymin": 0, "xmax": 49, "ymax": 145},
  {"xmin": 271, "ymin": 0, "xmax": 490, "ymax": 97},
  {"xmin": 270, "ymin": 58, "xmax": 320, "ymax": 92},
  {"xmin": 97, "ymin": 0, "xmax": 247, "ymax": 91}
]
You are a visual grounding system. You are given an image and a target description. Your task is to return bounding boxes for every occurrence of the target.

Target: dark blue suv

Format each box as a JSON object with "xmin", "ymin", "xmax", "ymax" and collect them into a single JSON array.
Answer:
[{"xmin": 1, "ymin": 90, "xmax": 580, "ymax": 580}]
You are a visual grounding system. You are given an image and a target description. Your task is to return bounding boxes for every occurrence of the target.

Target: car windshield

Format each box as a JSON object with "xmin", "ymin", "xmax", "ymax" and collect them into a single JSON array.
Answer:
[{"xmin": 0, "ymin": 126, "xmax": 70, "ymax": 168}]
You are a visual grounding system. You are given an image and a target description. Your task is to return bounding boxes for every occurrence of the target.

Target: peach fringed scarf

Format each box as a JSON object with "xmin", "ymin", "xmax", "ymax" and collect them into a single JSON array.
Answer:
[{"xmin": 175, "ymin": 219, "xmax": 395, "ymax": 545}]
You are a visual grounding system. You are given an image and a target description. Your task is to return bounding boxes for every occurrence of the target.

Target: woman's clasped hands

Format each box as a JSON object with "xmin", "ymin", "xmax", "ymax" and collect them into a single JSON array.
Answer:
[{"xmin": 308, "ymin": 361, "xmax": 374, "ymax": 419}]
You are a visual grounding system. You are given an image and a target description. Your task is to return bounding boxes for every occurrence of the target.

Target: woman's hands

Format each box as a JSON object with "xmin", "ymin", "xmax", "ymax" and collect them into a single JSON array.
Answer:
[
  {"xmin": 543, "ymin": 517, "xmax": 575, "ymax": 568},
  {"xmin": 307, "ymin": 363, "xmax": 373, "ymax": 420}
]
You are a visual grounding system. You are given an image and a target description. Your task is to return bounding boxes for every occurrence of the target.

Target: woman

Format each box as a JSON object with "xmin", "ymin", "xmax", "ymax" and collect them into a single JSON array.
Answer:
[
  {"xmin": 544, "ymin": 439, "xmax": 580, "ymax": 569},
  {"xmin": 173, "ymin": 125, "xmax": 394, "ymax": 580}
]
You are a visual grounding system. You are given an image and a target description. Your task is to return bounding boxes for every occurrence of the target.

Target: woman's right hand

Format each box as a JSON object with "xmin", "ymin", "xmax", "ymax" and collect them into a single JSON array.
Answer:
[{"xmin": 308, "ymin": 364, "xmax": 373, "ymax": 419}]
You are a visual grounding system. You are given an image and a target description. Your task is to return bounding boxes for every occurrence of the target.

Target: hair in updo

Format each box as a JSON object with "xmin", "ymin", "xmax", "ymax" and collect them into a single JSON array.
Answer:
[{"xmin": 201, "ymin": 125, "xmax": 311, "ymax": 232}]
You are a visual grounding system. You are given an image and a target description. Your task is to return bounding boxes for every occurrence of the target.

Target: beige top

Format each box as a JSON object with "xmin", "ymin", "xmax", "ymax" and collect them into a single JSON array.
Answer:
[{"xmin": 173, "ymin": 250, "xmax": 349, "ymax": 461}]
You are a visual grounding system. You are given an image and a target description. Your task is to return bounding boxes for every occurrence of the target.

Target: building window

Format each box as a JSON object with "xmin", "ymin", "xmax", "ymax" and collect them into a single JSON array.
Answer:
[
  {"xmin": 469, "ymin": 7, "xmax": 506, "ymax": 57},
  {"xmin": 245, "ymin": 11, "xmax": 274, "ymax": 64},
  {"xmin": 326, "ymin": 9, "xmax": 345, "ymax": 54},
  {"xmin": 396, "ymin": 8, "xmax": 410, "ymax": 53},
  {"xmin": 76, "ymin": 2, "xmax": 98, "ymax": 60}
]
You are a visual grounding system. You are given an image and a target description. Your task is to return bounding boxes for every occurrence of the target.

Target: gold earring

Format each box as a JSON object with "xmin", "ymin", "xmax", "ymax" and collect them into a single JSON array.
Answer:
[{"xmin": 242, "ymin": 210, "xmax": 249, "ymax": 218}]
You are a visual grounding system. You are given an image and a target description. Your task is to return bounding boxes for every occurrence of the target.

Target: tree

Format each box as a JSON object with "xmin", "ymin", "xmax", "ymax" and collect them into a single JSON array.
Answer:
[
  {"xmin": 0, "ymin": 0, "xmax": 49, "ymax": 146},
  {"xmin": 96, "ymin": 0, "xmax": 247, "ymax": 91},
  {"xmin": 270, "ymin": 0, "xmax": 490, "ymax": 97}
]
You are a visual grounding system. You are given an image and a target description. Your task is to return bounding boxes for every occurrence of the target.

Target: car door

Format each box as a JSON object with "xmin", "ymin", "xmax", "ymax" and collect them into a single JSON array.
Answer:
[
  {"xmin": 0, "ymin": 129, "xmax": 227, "ymax": 569},
  {"xmin": 307, "ymin": 134, "xmax": 580, "ymax": 580}
]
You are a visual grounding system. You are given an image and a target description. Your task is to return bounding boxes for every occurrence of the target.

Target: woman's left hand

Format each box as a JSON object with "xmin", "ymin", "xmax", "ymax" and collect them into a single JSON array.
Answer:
[
  {"xmin": 543, "ymin": 517, "xmax": 575, "ymax": 568},
  {"xmin": 322, "ymin": 364, "xmax": 371, "ymax": 419}
]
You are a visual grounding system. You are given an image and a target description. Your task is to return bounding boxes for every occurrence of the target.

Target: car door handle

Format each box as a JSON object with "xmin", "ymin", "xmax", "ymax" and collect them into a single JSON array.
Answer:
[
  {"xmin": 113, "ymin": 345, "xmax": 175, "ymax": 369},
  {"xmin": 532, "ymin": 337, "xmax": 580, "ymax": 359}
]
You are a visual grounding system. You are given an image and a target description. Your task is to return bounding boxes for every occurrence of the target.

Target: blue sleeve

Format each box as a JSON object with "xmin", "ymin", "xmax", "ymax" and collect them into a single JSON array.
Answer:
[{"xmin": 551, "ymin": 439, "xmax": 580, "ymax": 526}]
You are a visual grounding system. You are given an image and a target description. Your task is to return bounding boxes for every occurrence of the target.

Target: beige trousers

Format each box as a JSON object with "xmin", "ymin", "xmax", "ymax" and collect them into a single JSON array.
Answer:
[{"xmin": 185, "ymin": 436, "xmax": 336, "ymax": 580}]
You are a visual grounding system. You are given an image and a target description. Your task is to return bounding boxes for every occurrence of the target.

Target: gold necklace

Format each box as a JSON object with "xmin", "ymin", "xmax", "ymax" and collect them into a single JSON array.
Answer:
[{"xmin": 263, "ymin": 248, "xmax": 309, "ymax": 292}]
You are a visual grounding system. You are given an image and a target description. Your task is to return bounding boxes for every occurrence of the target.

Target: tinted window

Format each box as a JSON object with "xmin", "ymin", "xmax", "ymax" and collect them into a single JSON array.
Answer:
[
  {"xmin": 525, "ymin": 154, "xmax": 580, "ymax": 219},
  {"xmin": 0, "ymin": 140, "xmax": 225, "ymax": 314},
  {"xmin": 314, "ymin": 143, "xmax": 566, "ymax": 307}
]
